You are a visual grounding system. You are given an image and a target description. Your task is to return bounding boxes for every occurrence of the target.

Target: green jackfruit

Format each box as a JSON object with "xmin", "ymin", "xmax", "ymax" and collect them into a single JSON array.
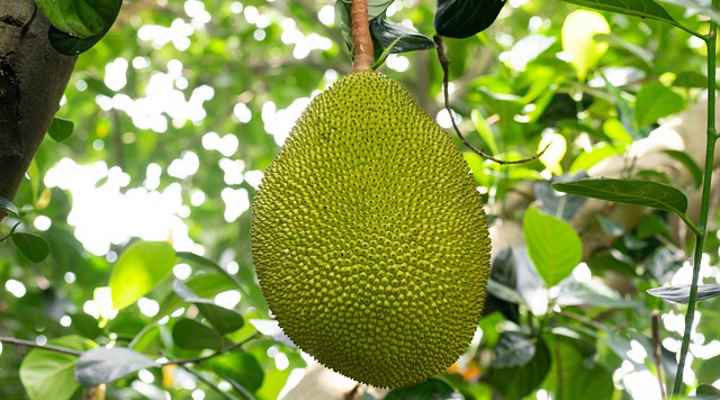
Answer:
[{"xmin": 251, "ymin": 71, "xmax": 491, "ymax": 388}]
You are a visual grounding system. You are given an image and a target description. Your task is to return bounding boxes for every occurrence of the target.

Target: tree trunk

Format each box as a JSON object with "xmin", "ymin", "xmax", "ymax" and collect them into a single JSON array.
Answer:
[{"xmin": 0, "ymin": 1, "xmax": 75, "ymax": 215}]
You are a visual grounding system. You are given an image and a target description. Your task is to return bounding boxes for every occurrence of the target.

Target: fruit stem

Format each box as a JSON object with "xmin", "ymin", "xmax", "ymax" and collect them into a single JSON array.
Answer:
[{"xmin": 351, "ymin": 0, "xmax": 374, "ymax": 72}]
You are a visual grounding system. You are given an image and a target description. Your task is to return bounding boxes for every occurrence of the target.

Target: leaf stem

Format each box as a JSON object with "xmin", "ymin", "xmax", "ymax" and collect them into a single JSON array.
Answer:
[
  {"xmin": 672, "ymin": 8, "xmax": 719, "ymax": 394},
  {"xmin": 351, "ymin": 0, "xmax": 373, "ymax": 71},
  {"xmin": 0, "ymin": 336, "xmax": 82, "ymax": 356}
]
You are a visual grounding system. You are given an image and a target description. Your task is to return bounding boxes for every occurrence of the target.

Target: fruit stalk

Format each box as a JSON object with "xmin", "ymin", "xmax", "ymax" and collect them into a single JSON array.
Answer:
[
  {"xmin": 673, "ymin": 5, "xmax": 719, "ymax": 394},
  {"xmin": 351, "ymin": 0, "xmax": 373, "ymax": 71}
]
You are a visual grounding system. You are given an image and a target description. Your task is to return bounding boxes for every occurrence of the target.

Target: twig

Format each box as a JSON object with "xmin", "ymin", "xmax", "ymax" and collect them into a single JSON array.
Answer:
[
  {"xmin": 160, "ymin": 333, "xmax": 260, "ymax": 366},
  {"xmin": 433, "ymin": 35, "xmax": 549, "ymax": 165},
  {"xmin": 344, "ymin": 383, "xmax": 361, "ymax": 400},
  {"xmin": 0, "ymin": 336, "xmax": 82, "ymax": 356},
  {"xmin": 350, "ymin": 0, "xmax": 373, "ymax": 71},
  {"xmin": 652, "ymin": 313, "xmax": 667, "ymax": 400},
  {"xmin": 179, "ymin": 365, "xmax": 237, "ymax": 400},
  {"xmin": 0, "ymin": 222, "xmax": 20, "ymax": 242}
]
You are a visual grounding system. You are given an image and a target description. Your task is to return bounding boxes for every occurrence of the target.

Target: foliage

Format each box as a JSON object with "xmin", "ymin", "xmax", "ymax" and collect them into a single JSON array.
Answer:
[{"xmin": 2, "ymin": 0, "xmax": 720, "ymax": 399}]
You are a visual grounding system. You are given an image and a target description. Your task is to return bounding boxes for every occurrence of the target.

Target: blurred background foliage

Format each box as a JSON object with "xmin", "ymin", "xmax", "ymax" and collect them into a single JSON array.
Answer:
[{"xmin": 2, "ymin": 0, "xmax": 720, "ymax": 399}]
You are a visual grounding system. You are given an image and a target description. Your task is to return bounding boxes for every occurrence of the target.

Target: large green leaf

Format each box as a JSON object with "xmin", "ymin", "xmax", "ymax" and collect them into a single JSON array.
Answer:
[
  {"xmin": 203, "ymin": 352, "xmax": 264, "ymax": 392},
  {"xmin": 523, "ymin": 207, "xmax": 582, "ymax": 286},
  {"xmin": 552, "ymin": 178, "xmax": 696, "ymax": 232},
  {"xmin": 434, "ymin": 0, "xmax": 506, "ymax": 39},
  {"xmin": 75, "ymin": 347, "xmax": 157, "ymax": 386},
  {"xmin": 19, "ymin": 336, "xmax": 95, "ymax": 400},
  {"xmin": 48, "ymin": 0, "xmax": 123, "ymax": 56},
  {"xmin": 487, "ymin": 336, "xmax": 551, "ymax": 399},
  {"xmin": 559, "ymin": 0, "xmax": 681, "ymax": 28},
  {"xmin": 635, "ymin": 82, "xmax": 686, "ymax": 127},
  {"xmin": 110, "ymin": 241, "xmax": 175, "ymax": 310},
  {"xmin": 172, "ymin": 318, "xmax": 223, "ymax": 350},
  {"xmin": 36, "ymin": 0, "xmax": 109, "ymax": 37}
]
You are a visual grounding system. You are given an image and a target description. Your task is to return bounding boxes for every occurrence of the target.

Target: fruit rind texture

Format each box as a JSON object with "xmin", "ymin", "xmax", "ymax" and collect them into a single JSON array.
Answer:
[{"xmin": 251, "ymin": 71, "xmax": 491, "ymax": 388}]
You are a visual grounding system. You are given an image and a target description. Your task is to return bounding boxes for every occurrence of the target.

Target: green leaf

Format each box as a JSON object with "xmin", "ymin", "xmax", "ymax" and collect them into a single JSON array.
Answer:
[
  {"xmin": 173, "ymin": 281, "xmax": 245, "ymax": 334},
  {"xmin": 176, "ymin": 251, "xmax": 240, "ymax": 287},
  {"xmin": 569, "ymin": 143, "xmax": 620, "ymax": 173},
  {"xmin": 561, "ymin": 9, "xmax": 610, "ymax": 80},
  {"xmin": 492, "ymin": 331, "xmax": 536, "ymax": 368},
  {"xmin": 523, "ymin": 207, "xmax": 582, "ymax": 286},
  {"xmin": 552, "ymin": 178, "xmax": 697, "ymax": 233},
  {"xmin": 370, "ymin": 15, "xmax": 435, "ymax": 55},
  {"xmin": 385, "ymin": 378, "xmax": 459, "ymax": 399},
  {"xmin": 48, "ymin": 118, "xmax": 74, "ymax": 142},
  {"xmin": 0, "ymin": 196, "xmax": 19, "ymax": 216},
  {"xmin": 71, "ymin": 313, "xmax": 103, "ymax": 339},
  {"xmin": 486, "ymin": 336, "xmax": 551, "ymax": 399},
  {"xmin": 48, "ymin": 0, "xmax": 123, "ymax": 56},
  {"xmin": 36, "ymin": 0, "xmax": 108, "ymax": 37},
  {"xmin": 647, "ymin": 284, "xmax": 720, "ymax": 304},
  {"xmin": 75, "ymin": 347, "xmax": 157, "ymax": 386},
  {"xmin": 434, "ymin": 0, "xmax": 506, "ymax": 39},
  {"xmin": 698, "ymin": 356, "xmax": 720, "ymax": 385},
  {"xmin": 471, "ymin": 110, "xmax": 499, "ymax": 155},
  {"xmin": 203, "ymin": 352, "xmax": 264, "ymax": 392},
  {"xmin": 635, "ymin": 82, "xmax": 686, "ymax": 127},
  {"xmin": 559, "ymin": 0, "xmax": 681, "ymax": 29},
  {"xmin": 697, "ymin": 384, "xmax": 720, "ymax": 398},
  {"xmin": 672, "ymin": 71, "xmax": 709, "ymax": 89},
  {"xmin": 548, "ymin": 335, "xmax": 613, "ymax": 400},
  {"xmin": 663, "ymin": 149, "xmax": 703, "ymax": 188},
  {"xmin": 12, "ymin": 232, "xmax": 50, "ymax": 263},
  {"xmin": 110, "ymin": 241, "xmax": 175, "ymax": 310},
  {"xmin": 19, "ymin": 336, "xmax": 95, "ymax": 400},
  {"xmin": 172, "ymin": 318, "xmax": 223, "ymax": 350}
]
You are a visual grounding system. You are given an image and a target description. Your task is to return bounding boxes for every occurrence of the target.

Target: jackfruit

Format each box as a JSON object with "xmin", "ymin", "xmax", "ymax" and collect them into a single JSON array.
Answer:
[{"xmin": 251, "ymin": 71, "xmax": 491, "ymax": 388}]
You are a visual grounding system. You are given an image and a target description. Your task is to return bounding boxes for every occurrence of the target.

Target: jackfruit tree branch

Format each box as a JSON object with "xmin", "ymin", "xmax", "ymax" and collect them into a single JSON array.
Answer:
[
  {"xmin": 434, "ymin": 35, "xmax": 549, "ymax": 165},
  {"xmin": 351, "ymin": 0, "xmax": 373, "ymax": 71}
]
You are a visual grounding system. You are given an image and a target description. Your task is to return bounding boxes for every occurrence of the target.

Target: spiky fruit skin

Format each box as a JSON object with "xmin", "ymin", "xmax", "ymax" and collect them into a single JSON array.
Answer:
[{"xmin": 251, "ymin": 71, "xmax": 491, "ymax": 388}]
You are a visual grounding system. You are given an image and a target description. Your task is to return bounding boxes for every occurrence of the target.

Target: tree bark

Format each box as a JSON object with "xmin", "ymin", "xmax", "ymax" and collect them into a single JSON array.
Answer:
[{"xmin": 0, "ymin": 0, "xmax": 75, "ymax": 215}]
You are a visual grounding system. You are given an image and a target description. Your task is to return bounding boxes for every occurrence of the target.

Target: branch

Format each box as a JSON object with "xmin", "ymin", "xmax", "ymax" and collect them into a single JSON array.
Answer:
[
  {"xmin": 0, "ymin": 336, "xmax": 83, "ymax": 356},
  {"xmin": 351, "ymin": 0, "xmax": 373, "ymax": 71},
  {"xmin": 433, "ymin": 35, "xmax": 549, "ymax": 165}
]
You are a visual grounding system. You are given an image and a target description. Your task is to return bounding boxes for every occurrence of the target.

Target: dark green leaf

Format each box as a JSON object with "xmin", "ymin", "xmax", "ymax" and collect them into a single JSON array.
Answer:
[
  {"xmin": 48, "ymin": 118, "xmax": 74, "ymax": 142},
  {"xmin": 523, "ymin": 207, "xmax": 582, "ymax": 286},
  {"xmin": 36, "ymin": 0, "xmax": 109, "ymax": 37},
  {"xmin": 635, "ymin": 82, "xmax": 686, "ymax": 127},
  {"xmin": 19, "ymin": 336, "xmax": 95, "ymax": 400},
  {"xmin": 12, "ymin": 232, "xmax": 50, "ymax": 263},
  {"xmin": 203, "ymin": 352, "xmax": 264, "ymax": 392},
  {"xmin": 109, "ymin": 241, "xmax": 176, "ymax": 310},
  {"xmin": 435, "ymin": 0, "xmax": 506, "ymax": 38},
  {"xmin": 370, "ymin": 16, "xmax": 435, "ymax": 55},
  {"xmin": 75, "ymin": 347, "xmax": 157, "ymax": 386},
  {"xmin": 559, "ymin": 0, "xmax": 680, "ymax": 28},
  {"xmin": 549, "ymin": 335, "xmax": 613, "ymax": 400},
  {"xmin": 385, "ymin": 378, "xmax": 459, "ymax": 399},
  {"xmin": 48, "ymin": 0, "xmax": 123, "ymax": 56},
  {"xmin": 172, "ymin": 318, "xmax": 223, "ymax": 350},
  {"xmin": 487, "ymin": 336, "xmax": 551, "ymax": 399},
  {"xmin": 663, "ymin": 150, "xmax": 703, "ymax": 188},
  {"xmin": 492, "ymin": 331, "xmax": 536, "ymax": 368},
  {"xmin": 173, "ymin": 281, "xmax": 244, "ymax": 334},
  {"xmin": 552, "ymin": 179, "xmax": 694, "ymax": 231},
  {"xmin": 647, "ymin": 284, "xmax": 720, "ymax": 304},
  {"xmin": 71, "ymin": 313, "xmax": 102, "ymax": 339},
  {"xmin": 176, "ymin": 251, "xmax": 240, "ymax": 287},
  {"xmin": 0, "ymin": 196, "xmax": 19, "ymax": 216},
  {"xmin": 697, "ymin": 384, "xmax": 720, "ymax": 398},
  {"xmin": 673, "ymin": 71, "xmax": 709, "ymax": 89}
]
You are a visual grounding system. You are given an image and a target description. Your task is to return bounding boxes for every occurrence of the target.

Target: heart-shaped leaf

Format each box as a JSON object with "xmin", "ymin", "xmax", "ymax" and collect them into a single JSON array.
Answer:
[{"xmin": 48, "ymin": 118, "xmax": 75, "ymax": 142}]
